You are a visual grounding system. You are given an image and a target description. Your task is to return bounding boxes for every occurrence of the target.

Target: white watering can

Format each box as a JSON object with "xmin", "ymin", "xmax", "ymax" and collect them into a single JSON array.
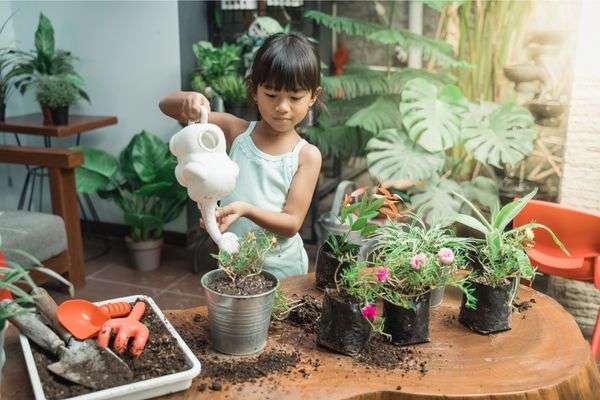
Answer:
[{"xmin": 169, "ymin": 106, "xmax": 240, "ymax": 254}]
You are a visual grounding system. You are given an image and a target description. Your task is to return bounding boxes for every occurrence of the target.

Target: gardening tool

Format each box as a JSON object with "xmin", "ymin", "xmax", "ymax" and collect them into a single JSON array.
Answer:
[
  {"xmin": 5, "ymin": 295, "xmax": 132, "ymax": 390},
  {"xmin": 57, "ymin": 298, "xmax": 131, "ymax": 340},
  {"xmin": 97, "ymin": 301, "xmax": 149, "ymax": 357},
  {"xmin": 169, "ymin": 106, "xmax": 240, "ymax": 254}
]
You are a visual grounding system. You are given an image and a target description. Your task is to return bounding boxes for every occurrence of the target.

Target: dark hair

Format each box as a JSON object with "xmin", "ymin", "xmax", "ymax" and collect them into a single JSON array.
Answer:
[{"xmin": 247, "ymin": 32, "xmax": 321, "ymax": 96}]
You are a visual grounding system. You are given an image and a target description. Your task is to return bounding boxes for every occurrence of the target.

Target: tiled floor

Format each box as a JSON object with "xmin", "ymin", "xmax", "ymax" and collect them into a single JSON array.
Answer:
[{"xmin": 44, "ymin": 236, "xmax": 317, "ymax": 310}]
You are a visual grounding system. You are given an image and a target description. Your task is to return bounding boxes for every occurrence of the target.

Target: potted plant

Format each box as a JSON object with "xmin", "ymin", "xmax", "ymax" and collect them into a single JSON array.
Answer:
[
  {"xmin": 201, "ymin": 230, "xmax": 279, "ymax": 355},
  {"xmin": 453, "ymin": 189, "xmax": 568, "ymax": 334},
  {"xmin": 366, "ymin": 216, "xmax": 474, "ymax": 345},
  {"xmin": 34, "ymin": 75, "xmax": 79, "ymax": 125},
  {"xmin": 212, "ymin": 74, "xmax": 248, "ymax": 118},
  {"xmin": 0, "ymin": 221, "xmax": 74, "ymax": 381},
  {"xmin": 316, "ymin": 189, "xmax": 385, "ymax": 290},
  {"xmin": 12, "ymin": 13, "xmax": 89, "ymax": 122},
  {"xmin": 317, "ymin": 259, "xmax": 383, "ymax": 356},
  {"xmin": 190, "ymin": 40, "xmax": 243, "ymax": 111},
  {"xmin": 75, "ymin": 131, "xmax": 187, "ymax": 271}
]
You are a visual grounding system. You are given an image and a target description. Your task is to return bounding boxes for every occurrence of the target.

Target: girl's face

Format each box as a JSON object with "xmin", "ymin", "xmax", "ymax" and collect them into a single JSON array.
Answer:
[{"xmin": 254, "ymin": 84, "xmax": 320, "ymax": 133}]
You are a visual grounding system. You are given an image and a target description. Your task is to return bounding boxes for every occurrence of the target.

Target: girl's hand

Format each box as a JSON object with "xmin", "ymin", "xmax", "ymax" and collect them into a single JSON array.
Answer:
[
  {"xmin": 182, "ymin": 92, "xmax": 210, "ymax": 123},
  {"xmin": 216, "ymin": 202, "xmax": 250, "ymax": 232}
]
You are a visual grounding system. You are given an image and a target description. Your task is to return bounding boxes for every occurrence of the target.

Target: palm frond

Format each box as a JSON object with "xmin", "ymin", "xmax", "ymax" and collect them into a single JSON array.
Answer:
[{"xmin": 322, "ymin": 66, "xmax": 389, "ymax": 99}]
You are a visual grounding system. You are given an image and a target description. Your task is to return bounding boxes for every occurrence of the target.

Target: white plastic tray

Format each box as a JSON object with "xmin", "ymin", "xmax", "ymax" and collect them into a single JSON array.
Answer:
[{"xmin": 19, "ymin": 295, "xmax": 201, "ymax": 400}]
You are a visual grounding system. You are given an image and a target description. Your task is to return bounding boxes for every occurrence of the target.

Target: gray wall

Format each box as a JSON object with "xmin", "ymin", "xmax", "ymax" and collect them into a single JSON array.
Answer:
[{"xmin": 0, "ymin": 1, "xmax": 187, "ymax": 232}]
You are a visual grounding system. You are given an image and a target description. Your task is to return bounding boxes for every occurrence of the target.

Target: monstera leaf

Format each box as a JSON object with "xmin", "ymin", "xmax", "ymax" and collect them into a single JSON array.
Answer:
[
  {"xmin": 410, "ymin": 176, "xmax": 462, "ymax": 226},
  {"xmin": 346, "ymin": 96, "xmax": 403, "ymax": 134},
  {"xmin": 400, "ymin": 78, "xmax": 467, "ymax": 153},
  {"xmin": 367, "ymin": 129, "xmax": 445, "ymax": 182},
  {"xmin": 462, "ymin": 102, "xmax": 536, "ymax": 168}
]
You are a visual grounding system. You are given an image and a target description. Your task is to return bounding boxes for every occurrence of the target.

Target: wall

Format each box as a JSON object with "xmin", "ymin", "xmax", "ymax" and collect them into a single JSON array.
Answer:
[{"xmin": 0, "ymin": 1, "xmax": 186, "ymax": 232}]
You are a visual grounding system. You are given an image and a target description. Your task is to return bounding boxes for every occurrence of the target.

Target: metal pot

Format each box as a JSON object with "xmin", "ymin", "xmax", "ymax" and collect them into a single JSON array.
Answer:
[
  {"xmin": 201, "ymin": 269, "xmax": 279, "ymax": 355},
  {"xmin": 429, "ymin": 286, "xmax": 446, "ymax": 308}
]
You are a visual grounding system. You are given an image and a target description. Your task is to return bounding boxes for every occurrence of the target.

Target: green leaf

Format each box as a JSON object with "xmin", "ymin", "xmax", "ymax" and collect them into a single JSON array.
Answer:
[
  {"xmin": 122, "ymin": 131, "xmax": 168, "ymax": 184},
  {"xmin": 410, "ymin": 176, "xmax": 462, "ymax": 226},
  {"xmin": 124, "ymin": 212, "xmax": 163, "ymax": 231},
  {"xmin": 34, "ymin": 13, "xmax": 55, "ymax": 60},
  {"xmin": 453, "ymin": 213, "xmax": 489, "ymax": 235},
  {"xmin": 346, "ymin": 96, "xmax": 403, "ymax": 134},
  {"xmin": 77, "ymin": 147, "xmax": 118, "ymax": 178},
  {"xmin": 75, "ymin": 167, "xmax": 111, "ymax": 194},
  {"xmin": 135, "ymin": 182, "xmax": 172, "ymax": 197},
  {"xmin": 493, "ymin": 188, "xmax": 537, "ymax": 232},
  {"xmin": 462, "ymin": 102, "xmax": 536, "ymax": 168},
  {"xmin": 367, "ymin": 128, "xmax": 445, "ymax": 182},
  {"xmin": 400, "ymin": 78, "xmax": 466, "ymax": 152},
  {"xmin": 460, "ymin": 176, "xmax": 499, "ymax": 211},
  {"xmin": 322, "ymin": 66, "xmax": 389, "ymax": 99}
]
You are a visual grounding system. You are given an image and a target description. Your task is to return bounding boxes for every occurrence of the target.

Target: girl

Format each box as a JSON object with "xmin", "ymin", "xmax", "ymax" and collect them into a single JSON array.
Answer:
[{"xmin": 159, "ymin": 32, "xmax": 322, "ymax": 279}]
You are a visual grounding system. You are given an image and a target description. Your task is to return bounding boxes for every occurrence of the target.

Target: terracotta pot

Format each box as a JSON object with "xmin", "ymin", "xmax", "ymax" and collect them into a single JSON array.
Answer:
[
  {"xmin": 125, "ymin": 237, "xmax": 163, "ymax": 271},
  {"xmin": 41, "ymin": 104, "xmax": 53, "ymax": 125}
]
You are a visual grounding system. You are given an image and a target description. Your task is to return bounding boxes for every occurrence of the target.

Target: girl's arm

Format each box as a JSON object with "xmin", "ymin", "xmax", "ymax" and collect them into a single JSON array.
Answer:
[
  {"xmin": 158, "ymin": 91, "xmax": 248, "ymax": 146},
  {"xmin": 217, "ymin": 144, "xmax": 322, "ymax": 238}
]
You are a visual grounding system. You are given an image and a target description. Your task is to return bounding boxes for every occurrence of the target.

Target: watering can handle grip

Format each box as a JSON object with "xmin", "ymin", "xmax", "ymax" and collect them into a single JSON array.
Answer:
[
  {"xmin": 3, "ymin": 300, "xmax": 64, "ymax": 356},
  {"xmin": 30, "ymin": 287, "xmax": 72, "ymax": 343},
  {"xmin": 187, "ymin": 106, "xmax": 209, "ymax": 126}
]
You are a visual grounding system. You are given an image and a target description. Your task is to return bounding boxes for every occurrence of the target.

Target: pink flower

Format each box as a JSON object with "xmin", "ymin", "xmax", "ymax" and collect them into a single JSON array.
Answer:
[
  {"xmin": 410, "ymin": 253, "xmax": 427, "ymax": 270},
  {"xmin": 361, "ymin": 303, "xmax": 377, "ymax": 320},
  {"xmin": 375, "ymin": 267, "xmax": 390, "ymax": 282},
  {"xmin": 437, "ymin": 248, "xmax": 455, "ymax": 265}
]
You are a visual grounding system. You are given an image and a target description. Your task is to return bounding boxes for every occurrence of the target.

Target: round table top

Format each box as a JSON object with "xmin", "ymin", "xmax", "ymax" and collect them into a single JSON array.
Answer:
[{"xmin": 2, "ymin": 273, "xmax": 599, "ymax": 400}]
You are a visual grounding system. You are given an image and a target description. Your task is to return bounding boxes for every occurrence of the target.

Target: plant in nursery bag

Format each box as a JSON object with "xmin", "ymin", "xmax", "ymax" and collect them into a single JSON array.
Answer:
[
  {"xmin": 316, "ymin": 188, "xmax": 385, "ymax": 289},
  {"xmin": 317, "ymin": 259, "xmax": 383, "ymax": 356},
  {"xmin": 74, "ymin": 131, "xmax": 188, "ymax": 271},
  {"xmin": 453, "ymin": 188, "xmax": 568, "ymax": 334},
  {"xmin": 366, "ymin": 216, "xmax": 474, "ymax": 345},
  {"xmin": 202, "ymin": 231, "xmax": 279, "ymax": 355}
]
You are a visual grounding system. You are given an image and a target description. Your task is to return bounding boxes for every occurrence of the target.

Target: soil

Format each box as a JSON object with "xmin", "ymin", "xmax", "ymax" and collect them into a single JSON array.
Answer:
[
  {"xmin": 513, "ymin": 297, "xmax": 536, "ymax": 313},
  {"xmin": 280, "ymin": 293, "xmax": 429, "ymax": 374},
  {"xmin": 171, "ymin": 313, "xmax": 301, "ymax": 390},
  {"xmin": 207, "ymin": 273, "xmax": 276, "ymax": 296},
  {"xmin": 286, "ymin": 294, "xmax": 321, "ymax": 334},
  {"xmin": 30, "ymin": 299, "xmax": 190, "ymax": 400}
]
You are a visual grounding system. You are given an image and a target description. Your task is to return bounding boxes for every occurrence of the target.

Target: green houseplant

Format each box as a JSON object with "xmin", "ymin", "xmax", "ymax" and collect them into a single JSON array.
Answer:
[
  {"xmin": 0, "ymin": 13, "xmax": 24, "ymax": 121},
  {"xmin": 35, "ymin": 75, "xmax": 79, "ymax": 125},
  {"xmin": 75, "ymin": 131, "xmax": 187, "ymax": 271},
  {"xmin": 453, "ymin": 188, "xmax": 568, "ymax": 334},
  {"xmin": 211, "ymin": 74, "xmax": 247, "ymax": 116},
  {"xmin": 357, "ymin": 216, "xmax": 473, "ymax": 345},
  {"xmin": 202, "ymin": 230, "xmax": 279, "ymax": 355},
  {"xmin": 0, "ymin": 221, "xmax": 74, "ymax": 379},
  {"xmin": 12, "ymin": 13, "xmax": 89, "ymax": 123},
  {"xmin": 305, "ymin": 6, "xmax": 537, "ymax": 224}
]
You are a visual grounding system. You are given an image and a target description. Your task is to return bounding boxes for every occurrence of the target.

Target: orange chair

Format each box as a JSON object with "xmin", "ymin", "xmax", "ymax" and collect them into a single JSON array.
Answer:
[{"xmin": 514, "ymin": 199, "xmax": 600, "ymax": 360}]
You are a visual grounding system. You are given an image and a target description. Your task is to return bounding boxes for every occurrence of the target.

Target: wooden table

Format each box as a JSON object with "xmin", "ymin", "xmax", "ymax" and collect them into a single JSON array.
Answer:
[
  {"xmin": 0, "ymin": 113, "xmax": 117, "ymax": 213},
  {"xmin": 2, "ymin": 273, "xmax": 599, "ymax": 399},
  {"xmin": 0, "ymin": 113, "xmax": 118, "ymax": 138}
]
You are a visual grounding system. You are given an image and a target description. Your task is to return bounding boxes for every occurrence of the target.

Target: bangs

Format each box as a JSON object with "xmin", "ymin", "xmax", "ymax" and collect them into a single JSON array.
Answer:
[{"xmin": 249, "ymin": 32, "xmax": 320, "ymax": 93}]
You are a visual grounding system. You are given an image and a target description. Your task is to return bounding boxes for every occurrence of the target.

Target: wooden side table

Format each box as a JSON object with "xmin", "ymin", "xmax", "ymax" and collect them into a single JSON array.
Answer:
[{"xmin": 0, "ymin": 113, "xmax": 117, "ymax": 214}]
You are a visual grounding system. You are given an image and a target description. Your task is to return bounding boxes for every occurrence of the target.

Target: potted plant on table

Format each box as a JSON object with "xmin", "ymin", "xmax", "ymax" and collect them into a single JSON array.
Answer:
[
  {"xmin": 34, "ymin": 75, "xmax": 80, "ymax": 125},
  {"xmin": 12, "ymin": 13, "xmax": 89, "ymax": 123},
  {"xmin": 317, "ymin": 259, "xmax": 383, "ymax": 356},
  {"xmin": 316, "ymin": 189, "xmax": 385, "ymax": 290},
  {"xmin": 75, "ymin": 131, "xmax": 188, "ymax": 271},
  {"xmin": 365, "ymin": 216, "xmax": 474, "ymax": 345},
  {"xmin": 453, "ymin": 189, "xmax": 568, "ymax": 334},
  {"xmin": 201, "ymin": 230, "xmax": 279, "ymax": 355},
  {"xmin": 212, "ymin": 74, "xmax": 248, "ymax": 118}
]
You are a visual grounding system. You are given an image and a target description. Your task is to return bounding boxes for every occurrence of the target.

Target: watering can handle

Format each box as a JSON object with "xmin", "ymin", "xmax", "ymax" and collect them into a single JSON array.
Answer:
[
  {"xmin": 187, "ymin": 105, "xmax": 209, "ymax": 126},
  {"xmin": 330, "ymin": 180, "xmax": 357, "ymax": 217}
]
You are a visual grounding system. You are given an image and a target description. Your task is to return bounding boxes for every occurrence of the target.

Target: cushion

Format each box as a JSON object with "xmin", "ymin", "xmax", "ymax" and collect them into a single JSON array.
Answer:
[{"xmin": 0, "ymin": 210, "xmax": 67, "ymax": 267}]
